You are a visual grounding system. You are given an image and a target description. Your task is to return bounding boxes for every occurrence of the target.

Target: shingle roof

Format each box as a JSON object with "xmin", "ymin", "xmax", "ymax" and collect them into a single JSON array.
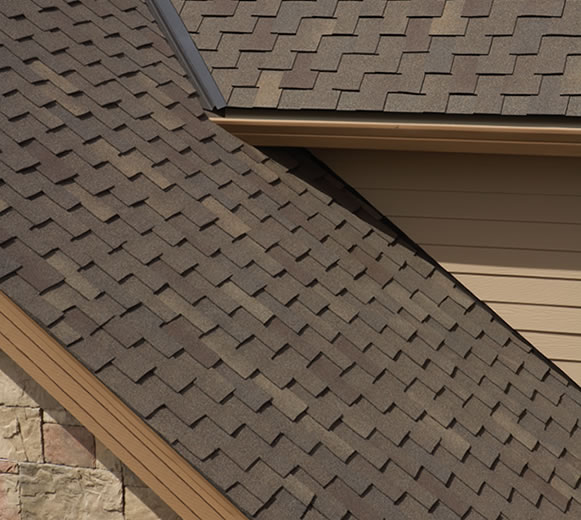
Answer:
[
  {"xmin": 2, "ymin": 1, "xmax": 581, "ymax": 519},
  {"xmin": 175, "ymin": 0, "xmax": 581, "ymax": 115}
]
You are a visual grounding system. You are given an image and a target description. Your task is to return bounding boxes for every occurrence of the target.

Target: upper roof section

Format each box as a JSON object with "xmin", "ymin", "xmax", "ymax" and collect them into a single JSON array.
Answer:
[{"xmin": 174, "ymin": 0, "xmax": 581, "ymax": 116}]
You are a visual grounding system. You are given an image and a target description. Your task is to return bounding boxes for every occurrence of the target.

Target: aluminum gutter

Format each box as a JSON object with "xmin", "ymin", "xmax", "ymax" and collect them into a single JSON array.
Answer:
[
  {"xmin": 147, "ymin": 0, "xmax": 226, "ymax": 111},
  {"xmin": 210, "ymin": 116, "xmax": 581, "ymax": 156}
]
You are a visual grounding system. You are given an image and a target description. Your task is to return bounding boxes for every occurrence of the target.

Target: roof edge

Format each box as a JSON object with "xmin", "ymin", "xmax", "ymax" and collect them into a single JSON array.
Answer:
[
  {"xmin": 303, "ymin": 150, "xmax": 581, "ymax": 394},
  {"xmin": 211, "ymin": 115, "xmax": 581, "ymax": 156},
  {"xmin": 0, "ymin": 291, "xmax": 247, "ymax": 520},
  {"xmin": 146, "ymin": 0, "xmax": 226, "ymax": 111}
]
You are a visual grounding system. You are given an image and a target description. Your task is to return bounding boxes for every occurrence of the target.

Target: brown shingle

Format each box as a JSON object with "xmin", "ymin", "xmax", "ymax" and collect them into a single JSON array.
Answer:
[
  {"xmin": 180, "ymin": 0, "xmax": 581, "ymax": 115},
  {"xmin": 2, "ymin": 3, "xmax": 581, "ymax": 520}
]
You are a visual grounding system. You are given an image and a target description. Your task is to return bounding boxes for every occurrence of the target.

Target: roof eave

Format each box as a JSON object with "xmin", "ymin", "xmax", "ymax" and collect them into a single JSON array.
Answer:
[
  {"xmin": 211, "ymin": 114, "xmax": 581, "ymax": 157},
  {"xmin": 0, "ymin": 291, "xmax": 247, "ymax": 520}
]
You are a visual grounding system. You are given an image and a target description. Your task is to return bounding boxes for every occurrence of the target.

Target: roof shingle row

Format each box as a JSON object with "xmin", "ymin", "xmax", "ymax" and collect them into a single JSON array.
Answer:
[
  {"xmin": 177, "ymin": 0, "xmax": 581, "ymax": 115},
  {"xmin": 1, "ymin": 1, "xmax": 581, "ymax": 519}
]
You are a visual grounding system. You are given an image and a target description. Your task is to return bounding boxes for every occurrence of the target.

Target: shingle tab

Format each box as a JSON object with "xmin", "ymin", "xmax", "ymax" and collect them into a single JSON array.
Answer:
[
  {"xmin": 1, "ymin": 2, "xmax": 581, "ymax": 520},
  {"xmin": 177, "ymin": 0, "xmax": 581, "ymax": 115}
]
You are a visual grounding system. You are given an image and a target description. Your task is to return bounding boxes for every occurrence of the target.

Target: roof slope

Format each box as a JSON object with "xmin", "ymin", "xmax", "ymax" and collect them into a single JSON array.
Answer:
[
  {"xmin": 175, "ymin": 0, "xmax": 581, "ymax": 115},
  {"xmin": 1, "ymin": 1, "xmax": 581, "ymax": 520}
]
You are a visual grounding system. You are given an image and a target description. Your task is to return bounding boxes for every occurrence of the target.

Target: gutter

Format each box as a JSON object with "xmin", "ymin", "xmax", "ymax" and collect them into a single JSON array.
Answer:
[{"xmin": 210, "ymin": 115, "xmax": 581, "ymax": 156}]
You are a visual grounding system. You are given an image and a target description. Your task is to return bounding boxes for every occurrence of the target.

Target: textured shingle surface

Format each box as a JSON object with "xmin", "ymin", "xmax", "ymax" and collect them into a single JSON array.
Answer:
[
  {"xmin": 1, "ymin": 1, "xmax": 581, "ymax": 520},
  {"xmin": 176, "ymin": 0, "xmax": 581, "ymax": 115}
]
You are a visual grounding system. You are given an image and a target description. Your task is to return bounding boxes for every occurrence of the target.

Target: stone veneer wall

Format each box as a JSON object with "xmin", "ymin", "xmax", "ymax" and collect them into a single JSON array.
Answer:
[{"xmin": 0, "ymin": 350, "xmax": 180, "ymax": 520}]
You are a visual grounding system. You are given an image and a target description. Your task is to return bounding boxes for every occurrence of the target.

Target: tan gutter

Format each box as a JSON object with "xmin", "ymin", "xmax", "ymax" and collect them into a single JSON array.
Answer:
[
  {"xmin": 0, "ymin": 291, "xmax": 247, "ymax": 520},
  {"xmin": 210, "ymin": 116, "xmax": 581, "ymax": 156}
]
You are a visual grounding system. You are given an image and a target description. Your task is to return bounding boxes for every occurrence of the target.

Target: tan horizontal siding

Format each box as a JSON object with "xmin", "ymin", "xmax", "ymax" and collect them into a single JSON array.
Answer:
[
  {"xmin": 522, "ymin": 332, "xmax": 581, "ymax": 361},
  {"xmin": 358, "ymin": 189, "xmax": 581, "ymax": 225},
  {"xmin": 318, "ymin": 149, "xmax": 581, "ymax": 195},
  {"xmin": 431, "ymin": 246, "xmax": 581, "ymax": 281},
  {"xmin": 488, "ymin": 303, "xmax": 581, "ymax": 335},
  {"xmin": 554, "ymin": 361, "xmax": 581, "ymax": 383},
  {"xmin": 313, "ymin": 148, "xmax": 581, "ymax": 384},
  {"xmin": 395, "ymin": 217, "xmax": 581, "ymax": 252},
  {"xmin": 455, "ymin": 275, "xmax": 581, "ymax": 307}
]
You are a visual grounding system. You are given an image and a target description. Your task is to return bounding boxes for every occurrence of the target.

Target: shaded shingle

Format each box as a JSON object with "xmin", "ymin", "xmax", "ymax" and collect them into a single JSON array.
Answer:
[{"xmin": 1, "ymin": 2, "xmax": 581, "ymax": 520}]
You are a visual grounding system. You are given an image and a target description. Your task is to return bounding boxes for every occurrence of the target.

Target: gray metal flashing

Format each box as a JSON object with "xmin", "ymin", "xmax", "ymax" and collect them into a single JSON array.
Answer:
[{"xmin": 146, "ymin": 0, "xmax": 226, "ymax": 111}]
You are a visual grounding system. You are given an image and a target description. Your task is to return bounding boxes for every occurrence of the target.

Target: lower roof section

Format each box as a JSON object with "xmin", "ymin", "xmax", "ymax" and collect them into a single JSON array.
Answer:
[{"xmin": 1, "ymin": 1, "xmax": 581, "ymax": 520}]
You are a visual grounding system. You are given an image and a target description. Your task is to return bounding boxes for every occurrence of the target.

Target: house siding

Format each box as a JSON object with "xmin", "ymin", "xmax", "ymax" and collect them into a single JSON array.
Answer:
[
  {"xmin": 0, "ymin": 350, "xmax": 180, "ymax": 520},
  {"xmin": 313, "ymin": 149, "xmax": 581, "ymax": 384}
]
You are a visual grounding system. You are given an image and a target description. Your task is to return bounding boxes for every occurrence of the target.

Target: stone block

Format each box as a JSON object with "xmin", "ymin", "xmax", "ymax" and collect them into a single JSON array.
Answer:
[
  {"xmin": 20, "ymin": 463, "xmax": 123, "ymax": 519},
  {"xmin": 122, "ymin": 465, "xmax": 143, "ymax": 487},
  {"xmin": 43, "ymin": 408, "xmax": 81, "ymax": 427},
  {"xmin": 0, "ymin": 473, "xmax": 20, "ymax": 520},
  {"xmin": 0, "ymin": 460, "xmax": 18, "ymax": 474},
  {"xmin": 43, "ymin": 424, "xmax": 95, "ymax": 468},
  {"xmin": 95, "ymin": 440, "xmax": 122, "ymax": 477},
  {"xmin": 0, "ymin": 352, "xmax": 59, "ymax": 410},
  {"xmin": 125, "ymin": 486, "xmax": 179, "ymax": 520},
  {"xmin": 0, "ymin": 407, "xmax": 42, "ymax": 462}
]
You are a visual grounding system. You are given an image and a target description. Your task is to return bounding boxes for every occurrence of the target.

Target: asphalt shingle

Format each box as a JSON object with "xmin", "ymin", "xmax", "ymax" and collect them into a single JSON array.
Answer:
[
  {"xmin": 1, "ymin": 2, "xmax": 581, "ymax": 520},
  {"xmin": 176, "ymin": 0, "xmax": 581, "ymax": 115}
]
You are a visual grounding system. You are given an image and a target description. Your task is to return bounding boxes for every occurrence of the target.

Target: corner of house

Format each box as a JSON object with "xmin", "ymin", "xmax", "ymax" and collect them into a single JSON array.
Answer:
[{"xmin": 0, "ymin": 350, "xmax": 179, "ymax": 520}]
